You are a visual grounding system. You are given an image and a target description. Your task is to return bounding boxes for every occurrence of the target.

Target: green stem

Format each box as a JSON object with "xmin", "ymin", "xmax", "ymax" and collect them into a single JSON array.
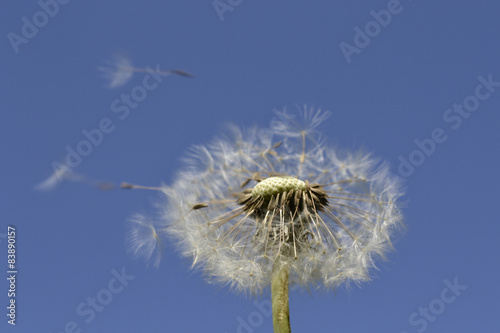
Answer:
[{"xmin": 271, "ymin": 260, "xmax": 291, "ymax": 333}]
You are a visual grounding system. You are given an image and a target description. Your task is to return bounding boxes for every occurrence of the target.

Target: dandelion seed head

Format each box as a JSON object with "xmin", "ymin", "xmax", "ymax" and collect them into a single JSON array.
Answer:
[{"xmin": 128, "ymin": 106, "xmax": 404, "ymax": 294}]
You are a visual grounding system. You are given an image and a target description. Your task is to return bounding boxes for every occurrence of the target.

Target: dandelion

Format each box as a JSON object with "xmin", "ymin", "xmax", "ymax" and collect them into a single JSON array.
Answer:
[
  {"xmin": 98, "ymin": 55, "xmax": 193, "ymax": 89},
  {"xmin": 35, "ymin": 164, "xmax": 114, "ymax": 191},
  {"xmin": 126, "ymin": 106, "xmax": 404, "ymax": 332}
]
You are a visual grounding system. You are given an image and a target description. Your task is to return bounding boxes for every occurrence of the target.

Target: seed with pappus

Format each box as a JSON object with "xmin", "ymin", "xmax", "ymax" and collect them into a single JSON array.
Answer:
[
  {"xmin": 127, "ymin": 107, "xmax": 404, "ymax": 299},
  {"xmin": 98, "ymin": 55, "xmax": 193, "ymax": 89}
]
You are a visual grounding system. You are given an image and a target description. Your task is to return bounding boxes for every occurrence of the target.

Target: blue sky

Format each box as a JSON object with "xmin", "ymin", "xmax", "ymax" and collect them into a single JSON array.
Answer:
[{"xmin": 2, "ymin": 1, "xmax": 500, "ymax": 332}]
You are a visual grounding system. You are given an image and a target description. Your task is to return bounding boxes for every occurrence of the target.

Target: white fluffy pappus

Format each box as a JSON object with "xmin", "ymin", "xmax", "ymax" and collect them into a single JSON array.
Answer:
[
  {"xmin": 126, "ymin": 214, "xmax": 164, "ymax": 268},
  {"xmin": 127, "ymin": 106, "xmax": 404, "ymax": 295},
  {"xmin": 98, "ymin": 55, "xmax": 194, "ymax": 89},
  {"xmin": 98, "ymin": 55, "xmax": 134, "ymax": 89}
]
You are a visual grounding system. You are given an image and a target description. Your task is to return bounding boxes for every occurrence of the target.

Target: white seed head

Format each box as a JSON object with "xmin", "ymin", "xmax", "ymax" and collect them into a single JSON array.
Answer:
[
  {"xmin": 127, "ymin": 106, "xmax": 404, "ymax": 295},
  {"xmin": 251, "ymin": 177, "xmax": 306, "ymax": 197}
]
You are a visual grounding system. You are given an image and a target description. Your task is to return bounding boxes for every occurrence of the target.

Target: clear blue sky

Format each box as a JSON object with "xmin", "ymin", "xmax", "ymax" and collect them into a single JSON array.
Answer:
[{"xmin": 2, "ymin": 1, "xmax": 500, "ymax": 332}]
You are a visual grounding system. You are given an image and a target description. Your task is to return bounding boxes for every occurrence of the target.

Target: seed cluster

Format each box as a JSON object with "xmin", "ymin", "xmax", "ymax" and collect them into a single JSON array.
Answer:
[
  {"xmin": 251, "ymin": 177, "xmax": 306, "ymax": 197},
  {"xmin": 237, "ymin": 177, "xmax": 329, "ymax": 244}
]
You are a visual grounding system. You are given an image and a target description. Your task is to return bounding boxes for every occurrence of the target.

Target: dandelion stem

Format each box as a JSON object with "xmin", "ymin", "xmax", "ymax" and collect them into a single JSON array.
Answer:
[{"xmin": 271, "ymin": 260, "xmax": 291, "ymax": 333}]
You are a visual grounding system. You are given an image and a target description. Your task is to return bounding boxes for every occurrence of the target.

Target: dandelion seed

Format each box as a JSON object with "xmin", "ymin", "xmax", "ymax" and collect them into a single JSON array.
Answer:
[
  {"xmin": 126, "ymin": 214, "xmax": 164, "ymax": 268},
  {"xmin": 126, "ymin": 106, "xmax": 404, "ymax": 331},
  {"xmin": 34, "ymin": 164, "xmax": 72, "ymax": 191},
  {"xmin": 35, "ymin": 165, "xmax": 115, "ymax": 191},
  {"xmin": 120, "ymin": 182, "xmax": 161, "ymax": 191},
  {"xmin": 98, "ymin": 55, "xmax": 194, "ymax": 89},
  {"xmin": 192, "ymin": 203, "xmax": 209, "ymax": 210}
]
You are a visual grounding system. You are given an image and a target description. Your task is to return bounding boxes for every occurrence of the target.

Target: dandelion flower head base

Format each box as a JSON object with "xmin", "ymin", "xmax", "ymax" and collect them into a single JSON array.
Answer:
[
  {"xmin": 251, "ymin": 177, "xmax": 306, "ymax": 197},
  {"xmin": 129, "ymin": 107, "xmax": 404, "ymax": 294},
  {"xmin": 234, "ymin": 176, "xmax": 332, "ymax": 259}
]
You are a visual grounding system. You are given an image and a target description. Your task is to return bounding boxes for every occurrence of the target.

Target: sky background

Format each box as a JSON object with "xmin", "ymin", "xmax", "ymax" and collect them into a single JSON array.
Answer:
[{"xmin": 2, "ymin": 1, "xmax": 500, "ymax": 332}]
